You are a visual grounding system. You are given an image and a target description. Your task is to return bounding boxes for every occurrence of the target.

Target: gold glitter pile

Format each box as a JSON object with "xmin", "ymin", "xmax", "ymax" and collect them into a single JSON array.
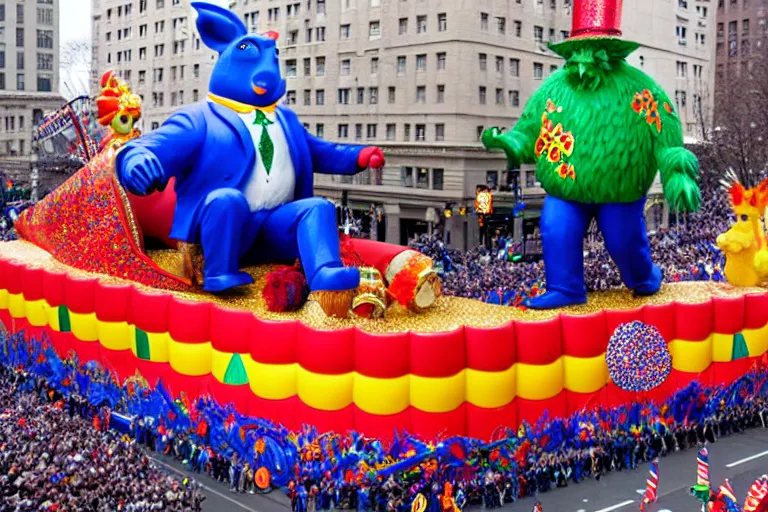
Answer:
[{"xmin": 1, "ymin": 240, "xmax": 764, "ymax": 334}]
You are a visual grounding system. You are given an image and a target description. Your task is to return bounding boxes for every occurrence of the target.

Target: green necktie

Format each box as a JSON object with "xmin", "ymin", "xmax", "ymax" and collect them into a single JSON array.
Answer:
[{"xmin": 253, "ymin": 110, "xmax": 275, "ymax": 175}]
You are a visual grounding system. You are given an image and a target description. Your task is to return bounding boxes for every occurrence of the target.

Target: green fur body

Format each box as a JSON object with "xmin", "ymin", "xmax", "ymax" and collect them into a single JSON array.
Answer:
[{"xmin": 513, "ymin": 61, "xmax": 682, "ymax": 204}]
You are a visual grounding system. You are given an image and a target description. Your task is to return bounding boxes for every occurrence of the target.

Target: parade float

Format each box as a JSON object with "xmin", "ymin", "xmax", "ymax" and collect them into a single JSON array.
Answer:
[{"xmin": 0, "ymin": 0, "xmax": 767, "ymax": 448}]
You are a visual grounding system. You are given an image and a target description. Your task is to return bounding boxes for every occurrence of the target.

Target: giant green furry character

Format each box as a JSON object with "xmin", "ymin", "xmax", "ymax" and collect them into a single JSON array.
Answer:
[{"xmin": 483, "ymin": 0, "xmax": 701, "ymax": 309}]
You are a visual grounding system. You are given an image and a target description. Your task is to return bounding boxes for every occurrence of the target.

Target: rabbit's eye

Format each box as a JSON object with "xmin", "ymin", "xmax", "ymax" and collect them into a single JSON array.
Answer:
[{"xmin": 238, "ymin": 42, "xmax": 248, "ymax": 50}]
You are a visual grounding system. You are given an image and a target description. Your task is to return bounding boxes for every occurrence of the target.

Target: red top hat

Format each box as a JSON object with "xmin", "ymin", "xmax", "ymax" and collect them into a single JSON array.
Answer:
[{"xmin": 549, "ymin": 0, "xmax": 638, "ymax": 58}]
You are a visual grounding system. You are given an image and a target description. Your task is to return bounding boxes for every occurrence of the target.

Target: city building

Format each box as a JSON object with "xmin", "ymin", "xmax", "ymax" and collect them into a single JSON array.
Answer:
[
  {"xmin": 91, "ymin": 0, "xmax": 715, "ymax": 249},
  {"xmin": 0, "ymin": 0, "xmax": 63, "ymax": 184},
  {"xmin": 714, "ymin": 0, "xmax": 763, "ymax": 100}
]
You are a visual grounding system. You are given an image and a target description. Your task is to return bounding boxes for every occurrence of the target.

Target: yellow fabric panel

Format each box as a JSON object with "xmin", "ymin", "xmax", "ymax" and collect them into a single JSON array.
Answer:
[
  {"xmin": 167, "ymin": 339, "xmax": 212, "ymax": 376},
  {"xmin": 564, "ymin": 354, "xmax": 608, "ymax": 394},
  {"xmin": 243, "ymin": 357, "xmax": 297, "ymax": 400},
  {"xmin": 146, "ymin": 330, "xmax": 171, "ymax": 363},
  {"xmin": 711, "ymin": 333, "xmax": 734, "ymax": 363},
  {"xmin": 410, "ymin": 371, "xmax": 466, "ymax": 413},
  {"xmin": 465, "ymin": 366, "xmax": 516, "ymax": 408},
  {"xmin": 744, "ymin": 324, "xmax": 768, "ymax": 358},
  {"xmin": 8, "ymin": 293, "xmax": 25, "ymax": 319},
  {"xmin": 353, "ymin": 373, "xmax": 410, "ymax": 415},
  {"xmin": 669, "ymin": 336, "xmax": 713, "ymax": 373},
  {"xmin": 211, "ymin": 347, "xmax": 232, "ymax": 383},
  {"xmin": 0, "ymin": 289, "xmax": 8, "ymax": 310},
  {"xmin": 516, "ymin": 359, "xmax": 564, "ymax": 400},
  {"xmin": 297, "ymin": 367, "xmax": 354, "ymax": 411},
  {"xmin": 68, "ymin": 311, "xmax": 99, "ymax": 342},
  {"xmin": 25, "ymin": 299, "xmax": 49, "ymax": 327},
  {"xmin": 98, "ymin": 321, "xmax": 131, "ymax": 351},
  {"xmin": 46, "ymin": 302, "xmax": 60, "ymax": 332}
]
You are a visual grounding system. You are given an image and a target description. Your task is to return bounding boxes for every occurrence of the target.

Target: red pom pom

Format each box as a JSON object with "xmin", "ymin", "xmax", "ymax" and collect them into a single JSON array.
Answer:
[{"xmin": 262, "ymin": 264, "xmax": 308, "ymax": 312}]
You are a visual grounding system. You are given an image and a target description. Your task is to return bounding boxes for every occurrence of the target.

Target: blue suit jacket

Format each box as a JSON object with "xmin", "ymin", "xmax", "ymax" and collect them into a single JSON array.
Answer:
[{"xmin": 116, "ymin": 101, "xmax": 364, "ymax": 243}]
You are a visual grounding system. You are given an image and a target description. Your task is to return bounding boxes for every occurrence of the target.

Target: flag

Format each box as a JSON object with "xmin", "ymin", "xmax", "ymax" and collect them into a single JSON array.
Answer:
[
  {"xmin": 639, "ymin": 459, "xmax": 659, "ymax": 511},
  {"xmin": 532, "ymin": 502, "xmax": 543, "ymax": 512},
  {"xmin": 697, "ymin": 447, "xmax": 710, "ymax": 488}
]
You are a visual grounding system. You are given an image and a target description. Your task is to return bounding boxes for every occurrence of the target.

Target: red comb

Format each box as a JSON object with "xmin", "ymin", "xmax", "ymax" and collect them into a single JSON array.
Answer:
[{"xmin": 263, "ymin": 31, "xmax": 279, "ymax": 41}]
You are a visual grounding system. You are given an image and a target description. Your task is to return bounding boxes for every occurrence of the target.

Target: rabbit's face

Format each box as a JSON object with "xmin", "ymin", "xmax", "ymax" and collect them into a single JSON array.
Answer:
[{"xmin": 210, "ymin": 34, "xmax": 286, "ymax": 108}]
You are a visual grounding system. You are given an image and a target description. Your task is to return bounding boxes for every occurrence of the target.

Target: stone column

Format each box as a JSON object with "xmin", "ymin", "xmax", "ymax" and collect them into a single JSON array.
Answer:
[{"xmin": 384, "ymin": 203, "xmax": 400, "ymax": 245}]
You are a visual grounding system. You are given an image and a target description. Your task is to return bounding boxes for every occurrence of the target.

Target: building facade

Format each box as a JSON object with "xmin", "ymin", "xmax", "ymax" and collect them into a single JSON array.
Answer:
[
  {"xmin": 0, "ymin": 0, "xmax": 62, "ymax": 184},
  {"xmin": 714, "ymin": 0, "xmax": 764, "ymax": 98},
  {"xmin": 92, "ymin": 0, "xmax": 715, "ymax": 248}
]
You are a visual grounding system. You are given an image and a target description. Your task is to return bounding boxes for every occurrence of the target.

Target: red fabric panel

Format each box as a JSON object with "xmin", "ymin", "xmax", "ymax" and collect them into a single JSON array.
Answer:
[
  {"xmin": 0, "ymin": 310, "xmax": 11, "ymax": 332},
  {"xmin": 465, "ymin": 402, "xmax": 517, "ymax": 441},
  {"xmin": 514, "ymin": 318, "xmax": 561, "ymax": 365},
  {"xmin": 744, "ymin": 292, "xmax": 768, "ymax": 329},
  {"xmin": 11, "ymin": 317, "xmax": 30, "ymax": 335},
  {"xmin": 42, "ymin": 271, "xmax": 66, "ymax": 307},
  {"xmin": 711, "ymin": 358, "xmax": 755, "ymax": 386},
  {"xmin": 0, "ymin": 258, "xmax": 8, "ymax": 290},
  {"xmin": 50, "ymin": 329, "xmax": 76, "ymax": 359},
  {"xmin": 208, "ymin": 379, "xmax": 251, "ymax": 417},
  {"xmin": 603, "ymin": 383, "xmax": 637, "ymax": 408},
  {"xmin": 713, "ymin": 296, "xmax": 745, "ymax": 335},
  {"xmin": 347, "ymin": 238, "xmax": 407, "ymax": 276},
  {"xmin": 517, "ymin": 391, "xmax": 567, "ymax": 425},
  {"xmin": 354, "ymin": 331, "xmax": 410, "ymax": 378},
  {"xmin": 643, "ymin": 303, "xmax": 676, "ymax": 342},
  {"xmin": 21, "ymin": 267, "xmax": 44, "ymax": 301},
  {"xmin": 295, "ymin": 401, "xmax": 355, "ymax": 434},
  {"xmin": 353, "ymin": 407, "xmax": 411, "ymax": 441},
  {"xmin": 5, "ymin": 261, "xmax": 24, "ymax": 295},
  {"xmin": 675, "ymin": 302, "xmax": 713, "ymax": 341},
  {"xmin": 168, "ymin": 298, "xmax": 211, "ymax": 343},
  {"xmin": 160, "ymin": 370, "xmax": 208, "ymax": 398},
  {"xmin": 24, "ymin": 324, "xmax": 47, "ymax": 343},
  {"xmin": 297, "ymin": 325, "xmax": 355, "ymax": 375},
  {"xmin": 250, "ymin": 317, "xmax": 297, "ymax": 364},
  {"xmin": 566, "ymin": 389, "xmax": 606, "ymax": 415},
  {"xmin": 135, "ymin": 360, "xmax": 172, "ymax": 388},
  {"xmin": 409, "ymin": 328, "xmax": 466, "ymax": 378},
  {"xmin": 210, "ymin": 306, "xmax": 252, "ymax": 354},
  {"xmin": 129, "ymin": 289, "xmax": 171, "ymax": 333},
  {"xmin": 70, "ymin": 338, "xmax": 101, "ymax": 366},
  {"xmin": 95, "ymin": 284, "xmax": 132, "ymax": 322},
  {"xmin": 249, "ymin": 395, "xmax": 298, "ymax": 431},
  {"xmin": 561, "ymin": 312, "xmax": 607, "ymax": 358},
  {"xmin": 465, "ymin": 323, "xmax": 515, "ymax": 372},
  {"xmin": 604, "ymin": 307, "xmax": 644, "ymax": 337},
  {"xmin": 64, "ymin": 276, "xmax": 97, "ymax": 314},
  {"xmin": 409, "ymin": 404, "xmax": 467, "ymax": 438},
  {"xmin": 100, "ymin": 347, "xmax": 136, "ymax": 382}
]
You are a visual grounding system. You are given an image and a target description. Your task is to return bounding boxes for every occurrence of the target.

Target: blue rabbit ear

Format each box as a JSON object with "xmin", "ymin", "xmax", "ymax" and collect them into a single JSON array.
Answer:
[{"xmin": 191, "ymin": 2, "xmax": 247, "ymax": 54}]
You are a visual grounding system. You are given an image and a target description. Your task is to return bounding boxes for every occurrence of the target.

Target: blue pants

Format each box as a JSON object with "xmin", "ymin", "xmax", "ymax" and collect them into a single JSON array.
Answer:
[
  {"xmin": 539, "ymin": 195, "xmax": 661, "ymax": 302},
  {"xmin": 199, "ymin": 190, "xmax": 358, "ymax": 292}
]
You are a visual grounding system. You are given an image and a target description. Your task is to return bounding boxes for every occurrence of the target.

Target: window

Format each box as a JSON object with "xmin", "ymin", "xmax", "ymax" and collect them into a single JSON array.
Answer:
[
  {"xmin": 287, "ymin": 30, "xmax": 298, "ymax": 45},
  {"xmin": 316, "ymin": 89, "xmax": 325, "ymax": 105},
  {"xmin": 437, "ymin": 52, "xmax": 446, "ymax": 70},
  {"xmin": 509, "ymin": 58, "xmax": 520, "ymax": 77},
  {"xmin": 316, "ymin": 124, "xmax": 324, "ymax": 138},
  {"xmin": 155, "ymin": 20, "xmax": 164, "ymax": 33},
  {"xmin": 16, "ymin": 73, "xmax": 24, "ymax": 90},
  {"xmin": 268, "ymin": 7, "xmax": 279, "ymax": 21},
  {"xmin": 300, "ymin": 58, "xmax": 310, "ymax": 77},
  {"xmin": 417, "ymin": 15, "xmax": 427, "ymax": 33},
  {"xmin": 526, "ymin": 171, "xmax": 536, "ymax": 188},
  {"xmin": 357, "ymin": 87, "xmax": 365, "ymax": 104},
  {"xmin": 397, "ymin": 56, "xmax": 406, "ymax": 75},
  {"xmin": 154, "ymin": 44, "xmax": 164, "ymax": 57},
  {"xmin": 676, "ymin": 90, "xmax": 687, "ymax": 107},
  {"xmin": 386, "ymin": 124, "xmax": 396, "ymax": 140},
  {"xmin": 0, "ymin": 52, "xmax": 4, "ymax": 68},
  {"xmin": 37, "ymin": 7, "xmax": 53, "ymax": 25},
  {"xmin": 679, "ymin": 0, "xmax": 688, "ymax": 8},
  {"xmin": 139, "ymin": 24, "xmax": 147, "ymax": 38},
  {"xmin": 153, "ymin": 67, "xmax": 164, "ymax": 83},
  {"xmin": 509, "ymin": 90, "xmax": 520, "ymax": 107},
  {"xmin": 388, "ymin": 86, "xmax": 396, "ymax": 103},
  {"xmin": 139, "ymin": 47, "xmax": 147, "ymax": 60},
  {"xmin": 404, "ymin": 124, "xmax": 411, "ymax": 141},
  {"xmin": 486, "ymin": 171, "xmax": 499, "ymax": 189},
  {"xmin": 696, "ymin": 5, "xmax": 707, "ymax": 18},
  {"xmin": 416, "ymin": 54, "xmax": 427, "ymax": 71},
  {"xmin": 171, "ymin": 91, "xmax": 178, "ymax": 107},
  {"xmin": 16, "ymin": 28, "xmax": 23, "ymax": 47},
  {"xmin": 285, "ymin": 90, "xmax": 297, "ymax": 105},
  {"xmin": 495, "ymin": 56, "xmax": 504, "ymax": 74},
  {"xmin": 438, "ymin": 13, "xmax": 447, "ymax": 31},
  {"xmin": 495, "ymin": 88, "xmax": 504, "ymax": 105},
  {"xmin": 369, "ymin": 21, "xmax": 381, "ymax": 38},
  {"xmin": 416, "ymin": 86, "xmax": 426, "ymax": 103},
  {"xmin": 718, "ymin": 22, "xmax": 724, "ymax": 36},
  {"xmin": 369, "ymin": 87, "xmax": 378, "ymax": 104},
  {"xmin": 340, "ymin": 59, "xmax": 351, "ymax": 75},
  {"xmin": 534, "ymin": 25, "xmax": 544, "ymax": 42},
  {"xmin": 432, "ymin": 169, "xmax": 444, "ymax": 190},
  {"xmin": 696, "ymin": 32, "xmax": 706, "ymax": 45},
  {"xmin": 435, "ymin": 124, "xmax": 445, "ymax": 142},
  {"xmin": 193, "ymin": 89, "xmax": 199, "ymax": 101},
  {"xmin": 549, "ymin": 28, "xmax": 556, "ymax": 42},
  {"xmin": 37, "ymin": 53, "xmax": 53, "ymax": 70},
  {"xmin": 317, "ymin": 0, "xmax": 326, "ymax": 14},
  {"xmin": 550, "ymin": 64, "xmax": 558, "ymax": 74},
  {"xmin": 677, "ymin": 25, "xmax": 687, "ymax": 45},
  {"xmin": 37, "ymin": 75, "xmax": 51, "ymax": 92},
  {"xmin": 138, "ymin": 70, "xmax": 146, "ymax": 84},
  {"xmin": 16, "ymin": 3, "xmax": 23, "ymax": 23},
  {"xmin": 514, "ymin": 20, "xmax": 522, "ymax": 37},
  {"xmin": 676, "ymin": 61, "xmax": 688, "ymax": 77},
  {"xmin": 193, "ymin": 64, "xmax": 200, "ymax": 77},
  {"xmin": 399, "ymin": 18, "xmax": 408, "ymax": 35},
  {"xmin": 366, "ymin": 124, "xmax": 377, "ymax": 139},
  {"xmin": 370, "ymin": 57, "xmax": 379, "ymax": 75},
  {"xmin": 436, "ymin": 84, "xmax": 445, "ymax": 103},
  {"xmin": 479, "ymin": 53, "xmax": 487, "ymax": 71},
  {"xmin": 316, "ymin": 57, "xmax": 326, "ymax": 76},
  {"xmin": 496, "ymin": 17, "xmax": 506, "ymax": 34},
  {"xmin": 693, "ymin": 64, "xmax": 703, "ymax": 78},
  {"xmin": 479, "ymin": 86, "xmax": 486, "ymax": 104},
  {"xmin": 355, "ymin": 124, "xmax": 363, "ymax": 140},
  {"xmin": 340, "ymin": 24, "xmax": 351, "ymax": 39},
  {"xmin": 534, "ymin": 62, "xmax": 544, "ymax": 79},
  {"xmin": 286, "ymin": 59, "xmax": 297, "ymax": 78},
  {"xmin": 338, "ymin": 88, "xmax": 350, "ymax": 104},
  {"xmin": 0, "ymin": 5, "xmax": 4, "ymax": 22},
  {"xmin": 480, "ymin": 12, "xmax": 489, "ymax": 31},
  {"xmin": 401, "ymin": 167, "xmax": 414, "ymax": 187},
  {"xmin": 173, "ymin": 40, "xmax": 186, "ymax": 54},
  {"xmin": 338, "ymin": 124, "xmax": 349, "ymax": 139},
  {"xmin": 416, "ymin": 166, "xmax": 428, "ymax": 185},
  {"xmin": 742, "ymin": 39, "xmax": 751, "ymax": 55},
  {"xmin": 743, "ymin": 19, "xmax": 750, "ymax": 35},
  {"xmin": 16, "ymin": 52, "xmax": 23, "ymax": 70}
]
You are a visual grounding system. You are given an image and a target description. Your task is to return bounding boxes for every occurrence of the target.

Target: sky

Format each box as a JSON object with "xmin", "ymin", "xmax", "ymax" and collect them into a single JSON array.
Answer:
[{"xmin": 62, "ymin": 0, "xmax": 92, "ymax": 47}]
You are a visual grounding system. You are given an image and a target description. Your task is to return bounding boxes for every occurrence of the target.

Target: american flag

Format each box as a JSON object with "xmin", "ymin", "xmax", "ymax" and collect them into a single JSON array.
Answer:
[
  {"xmin": 640, "ymin": 459, "xmax": 659, "ymax": 511},
  {"xmin": 744, "ymin": 476, "xmax": 768, "ymax": 512},
  {"xmin": 697, "ymin": 447, "xmax": 710, "ymax": 488}
]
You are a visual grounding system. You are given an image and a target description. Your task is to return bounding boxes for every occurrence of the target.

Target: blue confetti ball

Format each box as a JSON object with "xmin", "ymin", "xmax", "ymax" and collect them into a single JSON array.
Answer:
[{"xmin": 606, "ymin": 321, "xmax": 672, "ymax": 392}]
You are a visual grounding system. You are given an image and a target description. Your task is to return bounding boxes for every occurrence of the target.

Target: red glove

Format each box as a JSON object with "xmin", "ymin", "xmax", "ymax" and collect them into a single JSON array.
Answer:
[{"xmin": 357, "ymin": 146, "xmax": 385, "ymax": 170}]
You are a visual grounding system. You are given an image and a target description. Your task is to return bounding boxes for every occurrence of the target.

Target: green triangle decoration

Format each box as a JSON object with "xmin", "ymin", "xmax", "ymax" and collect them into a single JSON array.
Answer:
[
  {"xmin": 57, "ymin": 306, "xmax": 71, "ymax": 333},
  {"xmin": 732, "ymin": 332, "xmax": 749, "ymax": 361},
  {"xmin": 135, "ymin": 328, "xmax": 151, "ymax": 361},
  {"xmin": 223, "ymin": 353, "xmax": 248, "ymax": 385}
]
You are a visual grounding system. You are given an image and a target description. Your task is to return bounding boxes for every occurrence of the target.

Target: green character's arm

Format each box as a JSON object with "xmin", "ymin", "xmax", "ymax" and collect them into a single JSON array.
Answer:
[
  {"xmin": 652, "ymin": 87, "xmax": 701, "ymax": 212},
  {"xmin": 482, "ymin": 88, "xmax": 546, "ymax": 168}
]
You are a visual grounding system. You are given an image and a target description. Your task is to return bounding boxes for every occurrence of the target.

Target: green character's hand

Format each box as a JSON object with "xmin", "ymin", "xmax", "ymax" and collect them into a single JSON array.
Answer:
[
  {"xmin": 664, "ymin": 172, "xmax": 701, "ymax": 212},
  {"xmin": 482, "ymin": 127, "xmax": 523, "ymax": 169}
]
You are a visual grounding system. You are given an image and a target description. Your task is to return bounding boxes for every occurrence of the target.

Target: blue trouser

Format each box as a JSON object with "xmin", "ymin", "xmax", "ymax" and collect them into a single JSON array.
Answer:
[
  {"xmin": 540, "ymin": 195, "xmax": 661, "ymax": 301},
  {"xmin": 199, "ymin": 190, "xmax": 357, "ymax": 292}
]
